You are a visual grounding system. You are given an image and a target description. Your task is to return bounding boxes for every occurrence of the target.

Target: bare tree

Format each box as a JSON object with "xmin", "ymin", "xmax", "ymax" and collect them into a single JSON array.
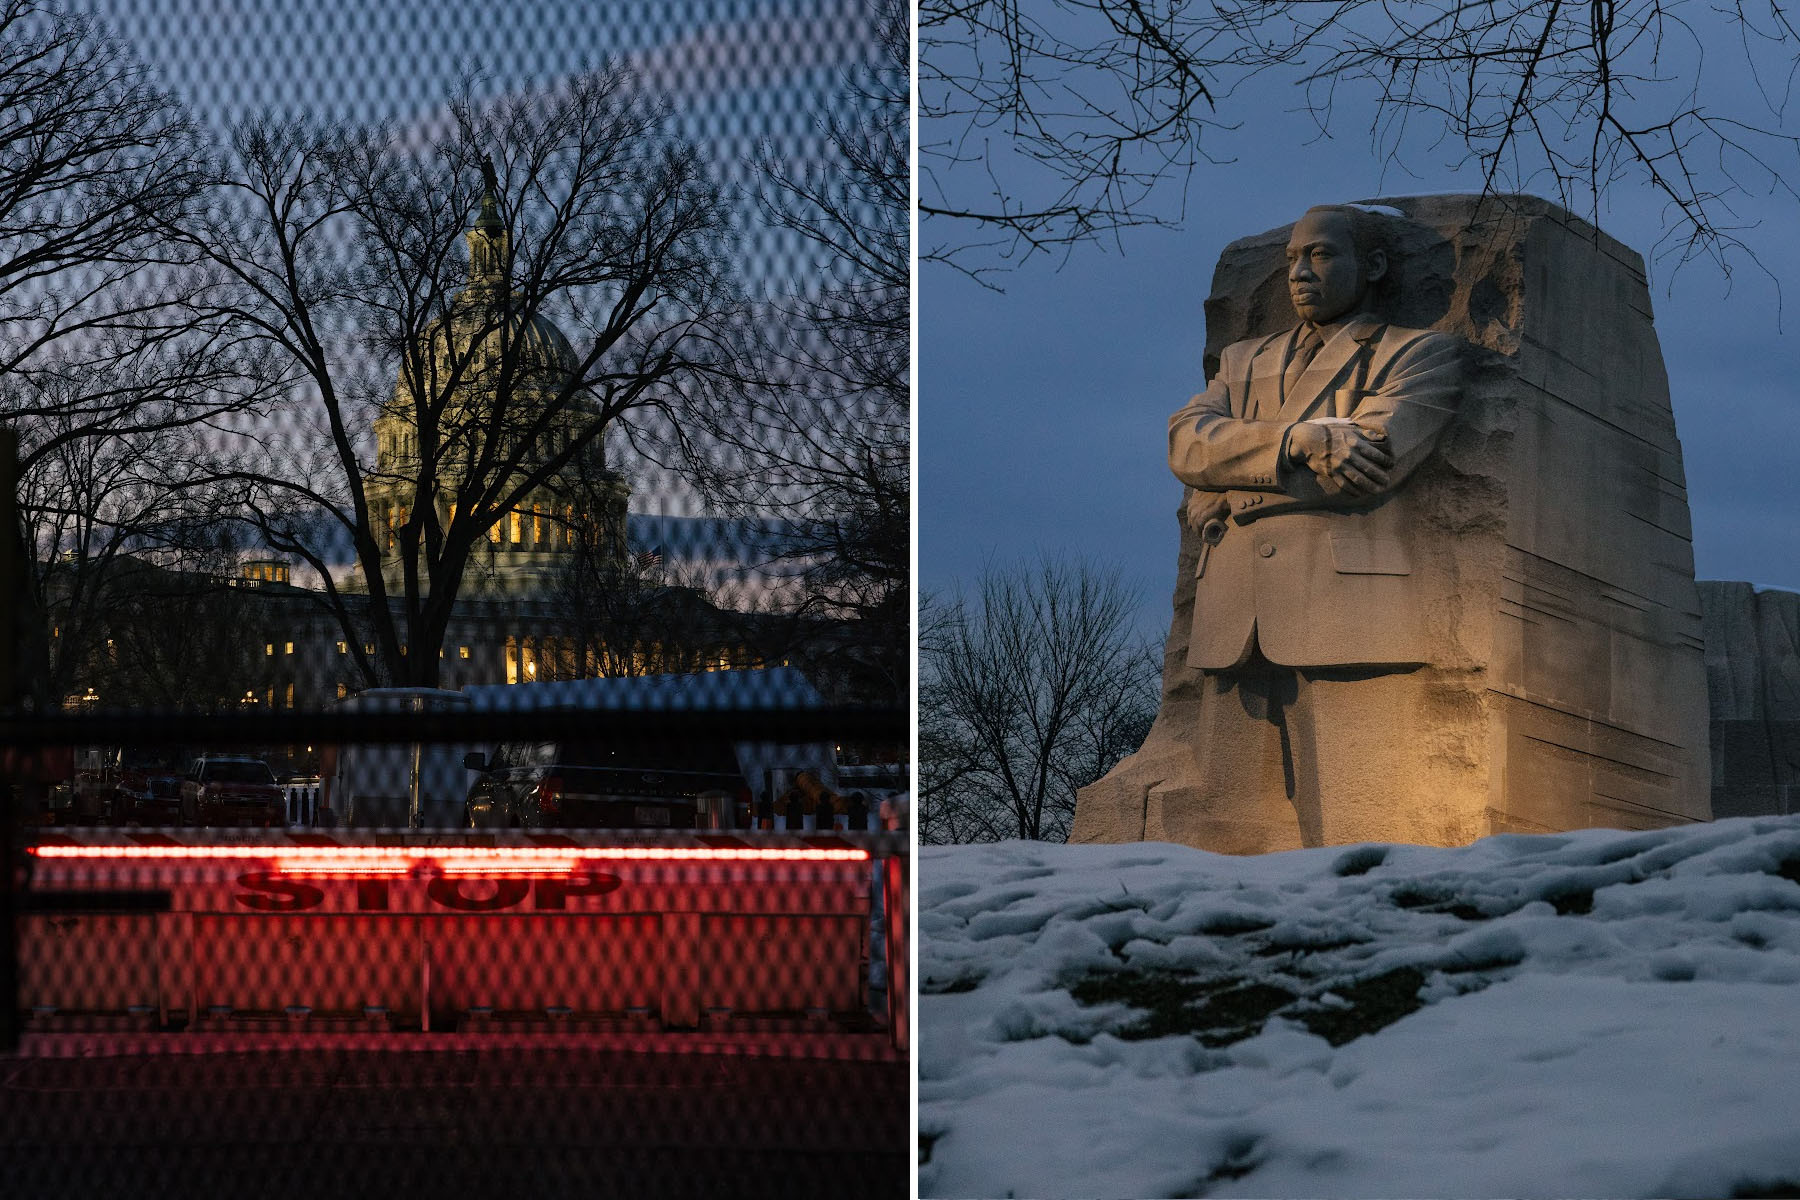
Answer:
[
  {"xmin": 0, "ymin": 0, "xmax": 253, "ymax": 453},
  {"xmin": 692, "ymin": 0, "xmax": 908, "ymax": 705},
  {"xmin": 10, "ymin": 356, "xmax": 270, "ymax": 710},
  {"xmin": 19, "ymin": 408, "xmax": 169, "ymax": 707},
  {"xmin": 150, "ymin": 70, "xmax": 740, "ymax": 688},
  {"xmin": 0, "ymin": 0, "xmax": 209, "ymax": 376},
  {"xmin": 549, "ymin": 503, "xmax": 747, "ymax": 680},
  {"xmin": 921, "ymin": 1, "xmax": 1800, "ymax": 277},
  {"xmin": 0, "ymin": 1, "xmax": 281, "ymax": 711},
  {"xmin": 920, "ymin": 558, "xmax": 1158, "ymax": 843},
  {"xmin": 65, "ymin": 516, "xmax": 263, "ymax": 713}
]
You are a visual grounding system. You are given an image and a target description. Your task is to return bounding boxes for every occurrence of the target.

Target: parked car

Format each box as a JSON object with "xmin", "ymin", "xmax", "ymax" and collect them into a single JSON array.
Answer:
[
  {"xmin": 113, "ymin": 748, "xmax": 189, "ymax": 826},
  {"xmin": 180, "ymin": 756, "xmax": 284, "ymax": 827},
  {"xmin": 462, "ymin": 739, "xmax": 747, "ymax": 830}
]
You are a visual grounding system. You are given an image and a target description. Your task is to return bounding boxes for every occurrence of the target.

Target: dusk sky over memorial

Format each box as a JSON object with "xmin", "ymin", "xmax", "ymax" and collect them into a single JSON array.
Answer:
[
  {"xmin": 920, "ymin": 29, "xmax": 1800, "ymax": 639},
  {"xmin": 74, "ymin": 0, "xmax": 1800, "ymax": 640}
]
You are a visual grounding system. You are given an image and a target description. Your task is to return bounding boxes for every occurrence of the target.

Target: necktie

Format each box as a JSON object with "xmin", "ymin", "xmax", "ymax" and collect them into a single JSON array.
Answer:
[
  {"xmin": 1292, "ymin": 326, "xmax": 1325, "ymax": 373},
  {"xmin": 1281, "ymin": 325, "xmax": 1326, "ymax": 404}
]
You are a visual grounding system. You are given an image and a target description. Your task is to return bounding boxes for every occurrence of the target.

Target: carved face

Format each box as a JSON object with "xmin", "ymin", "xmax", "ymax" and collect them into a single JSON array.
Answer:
[{"xmin": 1286, "ymin": 210, "xmax": 1384, "ymax": 324}]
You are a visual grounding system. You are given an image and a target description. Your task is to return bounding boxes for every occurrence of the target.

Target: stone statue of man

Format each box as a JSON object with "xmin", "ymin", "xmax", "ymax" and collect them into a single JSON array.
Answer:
[
  {"xmin": 1079, "ymin": 194, "xmax": 1711, "ymax": 851},
  {"xmin": 1165, "ymin": 203, "xmax": 1463, "ymax": 849}
]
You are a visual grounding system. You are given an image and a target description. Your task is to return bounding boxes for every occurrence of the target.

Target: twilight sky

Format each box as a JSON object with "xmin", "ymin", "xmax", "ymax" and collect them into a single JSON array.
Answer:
[
  {"xmin": 68, "ymin": 0, "xmax": 881, "ymax": 598},
  {"xmin": 920, "ymin": 25, "xmax": 1800, "ymax": 640},
  {"xmin": 77, "ymin": 0, "xmax": 879, "ymax": 516}
]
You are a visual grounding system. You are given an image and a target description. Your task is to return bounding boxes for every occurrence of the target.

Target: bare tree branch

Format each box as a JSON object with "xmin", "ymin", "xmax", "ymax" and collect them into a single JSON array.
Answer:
[
  {"xmin": 921, "ymin": 0, "xmax": 1800, "ymax": 279},
  {"xmin": 920, "ymin": 559, "xmax": 1158, "ymax": 844},
  {"xmin": 0, "ymin": 1, "xmax": 283, "ymax": 711},
  {"xmin": 144, "ymin": 68, "xmax": 743, "ymax": 688},
  {"xmin": 686, "ymin": 0, "xmax": 909, "ymax": 705}
]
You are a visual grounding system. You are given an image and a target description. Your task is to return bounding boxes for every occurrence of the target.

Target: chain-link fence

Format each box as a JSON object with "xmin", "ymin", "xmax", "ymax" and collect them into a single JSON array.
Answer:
[{"xmin": 0, "ymin": 0, "xmax": 908, "ymax": 1192}]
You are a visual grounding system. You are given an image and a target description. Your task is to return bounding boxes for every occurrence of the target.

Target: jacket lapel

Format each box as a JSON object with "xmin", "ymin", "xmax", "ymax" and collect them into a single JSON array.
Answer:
[
  {"xmin": 1275, "ymin": 314, "xmax": 1384, "ymax": 422},
  {"xmin": 1245, "ymin": 333, "xmax": 1290, "ymax": 420}
]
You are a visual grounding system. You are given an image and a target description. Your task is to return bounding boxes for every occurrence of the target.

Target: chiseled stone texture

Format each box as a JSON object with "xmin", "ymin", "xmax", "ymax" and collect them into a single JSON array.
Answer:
[
  {"xmin": 1074, "ymin": 193, "xmax": 1712, "ymax": 850},
  {"xmin": 1699, "ymin": 580, "xmax": 1800, "ymax": 817}
]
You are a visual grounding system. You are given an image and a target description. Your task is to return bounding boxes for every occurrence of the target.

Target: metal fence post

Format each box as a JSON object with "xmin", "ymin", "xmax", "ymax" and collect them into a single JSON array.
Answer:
[
  {"xmin": 884, "ymin": 851, "xmax": 907, "ymax": 1056},
  {"xmin": 1, "ymin": 427, "xmax": 19, "ymax": 1053}
]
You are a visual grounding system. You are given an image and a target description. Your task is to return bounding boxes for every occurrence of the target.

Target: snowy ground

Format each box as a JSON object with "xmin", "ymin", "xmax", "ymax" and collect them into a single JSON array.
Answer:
[{"xmin": 919, "ymin": 818, "xmax": 1800, "ymax": 1198}]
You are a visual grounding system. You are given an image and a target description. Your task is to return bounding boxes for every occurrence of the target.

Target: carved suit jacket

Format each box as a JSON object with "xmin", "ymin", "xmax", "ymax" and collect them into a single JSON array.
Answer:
[{"xmin": 1168, "ymin": 313, "xmax": 1463, "ymax": 670}]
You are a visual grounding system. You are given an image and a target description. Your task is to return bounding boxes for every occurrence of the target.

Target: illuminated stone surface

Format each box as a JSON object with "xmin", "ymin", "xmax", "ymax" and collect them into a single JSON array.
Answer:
[{"xmin": 1073, "ymin": 194, "xmax": 1712, "ymax": 851}]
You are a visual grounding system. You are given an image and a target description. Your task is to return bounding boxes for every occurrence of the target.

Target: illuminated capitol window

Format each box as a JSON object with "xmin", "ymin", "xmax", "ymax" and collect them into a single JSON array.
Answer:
[{"xmin": 242, "ymin": 559, "xmax": 290, "ymax": 585}]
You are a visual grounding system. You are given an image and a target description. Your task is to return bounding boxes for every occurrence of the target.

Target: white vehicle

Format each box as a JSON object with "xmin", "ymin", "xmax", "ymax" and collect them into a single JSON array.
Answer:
[{"xmin": 322, "ymin": 688, "xmax": 478, "ymax": 829}]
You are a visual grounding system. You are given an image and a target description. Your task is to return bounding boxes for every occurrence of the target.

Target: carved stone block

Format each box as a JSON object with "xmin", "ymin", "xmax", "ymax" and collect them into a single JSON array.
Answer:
[
  {"xmin": 1074, "ymin": 195, "xmax": 1712, "ymax": 850},
  {"xmin": 1699, "ymin": 580, "xmax": 1800, "ymax": 817}
]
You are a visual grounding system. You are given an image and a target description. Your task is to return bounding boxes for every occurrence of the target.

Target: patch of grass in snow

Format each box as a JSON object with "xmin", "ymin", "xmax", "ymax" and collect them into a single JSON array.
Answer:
[
  {"xmin": 1731, "ymin": 1181, "xmax": 1800, "ymax": 1198},
  {"xmin": 1583, "ymin": 837, "xmax": 1663, "ymax": 867},
  {"xmin": 1066, "ymin": 968, "xmax": 1223, "ymax": 1034},
  {"xmin": 920, "ymin": 973, "xmax": 983, "ymax": 995},
  {"xmin": 1067, "ymin": 964, "xmax": 1430, "ymax": 1049},
  {"xmin": 1252, "ymin": 937, "xmax": 1366, "ymax": 959},
  {"xmin": 1331, "ymin": 845, "xmax": 1389, "ymax": 876},
  {"xmin": 1388, "ymin": 884, "xmax": 1488, "ymax": 921},
  {"xmin": 1187, "ymin": 983, "xmax": 1300, "ymax": 1046},
  {"xmin": 1067, "ymin": 968, "xmax": 1297, "ymax": 1044},
  {"xmin": 1772, "ymin": 855, "xmax": 1800, "ymax": 886},
  {"xmin": 1544, "ymin": 885, "xmax": 1594, "ymax": 915},
  {"xmin": 1194, "ymin": 912, "xmax": 1276, "ymax": 936},
  {"xmin": 1171, "ymin": 1134, "xmax": 1264, "ymax": 1197},
  {"xmin": 1294, "ymin": 967, "xmax": 1427, "ymax": 1047}
]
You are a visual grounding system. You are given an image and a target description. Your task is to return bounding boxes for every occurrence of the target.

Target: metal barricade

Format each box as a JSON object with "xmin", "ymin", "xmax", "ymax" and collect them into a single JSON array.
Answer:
[
  {"xmin": 282, "ymin": 782, "xmax": 321, "ymax": 828},
  {"xmin": 2, "ymin": 705, "xmax": 908, "ymax": 1054}
]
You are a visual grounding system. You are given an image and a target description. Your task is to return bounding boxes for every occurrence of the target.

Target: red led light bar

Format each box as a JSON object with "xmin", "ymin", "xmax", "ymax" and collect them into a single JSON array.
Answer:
[
  {"xmin": 267, "ymin": 859, "xmax": 582, "ymax": 877},
  {"xmin": 269, "ymin": 861, "xmax": 413, "ymax": 876},
  {"xmin": 28, "ymin": 844, "xmax": 869, "ymax": 864},
  {"xmin": 435, "ymin": 860, "xmax": 579, "ymax": 876}
]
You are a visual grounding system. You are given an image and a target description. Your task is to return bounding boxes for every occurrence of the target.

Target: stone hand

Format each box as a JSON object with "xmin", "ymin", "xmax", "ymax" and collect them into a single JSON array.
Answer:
[
  {"xmin": 1185, "ymin": 488, "xmax": 1229, "ymax": 530},
  {"xmin": 1290, "ymin": 421, "xmax": 1395, "ymax": 496}
]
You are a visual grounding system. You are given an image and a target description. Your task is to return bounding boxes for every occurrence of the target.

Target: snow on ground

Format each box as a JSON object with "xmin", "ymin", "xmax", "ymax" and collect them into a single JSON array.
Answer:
[{"xmin": 919, "ymin": 817, "xmax": 1800, "ymax": 1198}]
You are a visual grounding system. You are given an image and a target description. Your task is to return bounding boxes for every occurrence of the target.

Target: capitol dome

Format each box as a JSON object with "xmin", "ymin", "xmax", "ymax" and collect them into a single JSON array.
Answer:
[
  {"xmin": 394, "ymin": 184, "xmax": 582, "ymax": 407},
  {"xmin": 394, "ymin": 299, "xmax": 581, "ymax": 412},
  {"xmin": 360, "ymin": 166, "xmax": 629, "ymax": 599}
]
